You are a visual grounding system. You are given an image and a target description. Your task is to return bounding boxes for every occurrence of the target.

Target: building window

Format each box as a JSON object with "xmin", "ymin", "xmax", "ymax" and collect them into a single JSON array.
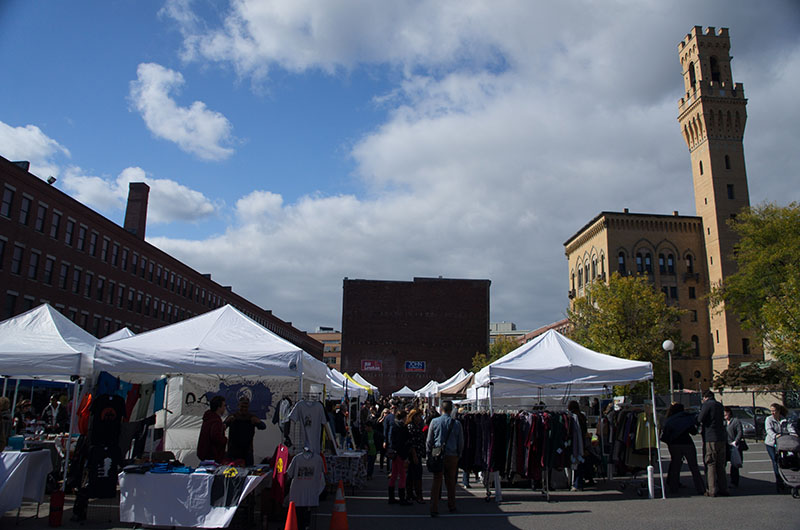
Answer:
[
  {"xmin": 117, "ymin": 286, "xmax": 125, "ymax": 308},
  {"xmin": 65, "ymin": 219, "xmax": 75, "ymax": 246},
  {"xmin": 645, "ymin": 253, "xmax": 653, "ymax": 274},
  {"xmin": 691, "ymin": 335, "xmax": 700, "ymax": 357},
  {"xmin": 1, "ymin": 188, "xmax": 14, "ymax": 217},
  {"xmin": 121, "ymin": 248, "xmax": 129, "ymax": 270},
  {"xmin": 76, "ymin": 226, "xmax": 87, "ymax": 251},
  {"xmin": 584, "ymin": 265, "xmax": 589, "ymax": 285},
  {"xmin": 136, "ymin": 292, "xmax": 143, "ymax": 313},
  {"xmin": 689, "ymin": 286, "xmax": 696, "ymax": 299},
  {"xmin": 50, "ymin": 212, "xmax": 61, "ymax": 238},
  {"xmin": 727, "ymin": 184, "xmax": 735, "ymax": 200},
  {"xmin": 84, "ymin": 272, "xmax": 93, "ymax": 298},
  {"xmin": 58, "ymin": 263, "xmax": 69, "ymax": 289},
  {"xmin": 156, "ymin": 265, "xmax": 162, "ymax": 285},
  {"xmin": 88, "ymin": 232, "xmax": 98, "ymax": 256},
  {"xmin": 111, "ymin": 243, "xmax": 119, "ymax": 266},
  {"xmin": 699, "ymin": 160, "xmax": 703, "ymax": 175},
  {"xmin": 148, "ymin": 262, "xmax": 154, "ymax": 281},
  {"xmin": 97, "ymin": 277, "xmax": 105, "ymax": 301},
  {"xmin": 43, "ymin": 257, "xmax": 55, "ymax": 285},
  {"xmin": 18, "ymin": 196, "xmax": 31, "ymax": 225},
  {"xmin": 144, "ymin": 295, "xmax": 151, "ymax": 316},
  {"xmin": 11, "ymin": 245, "xmax": 23, "ymax": 275},
  {"xmin": 691, "ymin": 310, "xmax": 698, "ymax": 322},
  {"xmin": 140, "ymin": 257, "xmax": 147, "ymax": 279},
  {"xmin": 101, "ymin": 238, "xmax": 109, "ymax": 261},
  {"xmin": 27, "ymin": 252, "xmax": 39, "ymax": 280},
  {"xmin": 170, "ymin": 272, "xmax": 175, "ymax": 291},
  {"xmin": 669, "ymin": 286, "xmax": 678, "ymax": 299},
  {"xmin": 108, "ymin": 281, "xmax": 116, "ymax": 305},
  {"xmin": 667, "ymin": 254, "xmax": 675, "ymax": 274},
  {"xmin": 577, "ymin": 269, "xmax": 583, "ymax": 289},
  {"xmin": 716, "ymin": 329, "xmax": 720, "ymax": 343},
  {"xmin": 5, "ymin": 292, "xmax": 17, "ymax": 318},
  {"xmin": 128, "ymin": 288, "xmax": 134, "ymax": 310},
  {"xmin": 131, "ymin": 253, "xmax": 138, "ymax": 273},
  {"xmin": 72, "ymin": 269, "xmax": 82, "ymax": 294},
  {"xmin": 742, "ymin": 338, "xmax": 750, "ymax": 355},
  {"xmin": 659, "ymin": 254, "xmax": 666, "ymax": 273},
  {"xmin": 725, "ymin": 154, "xmax": 731, "ymax": 169},
  {"xmin": 636, "ymin": 253, "xmax": 644, "ymax": 273},
  {"xmin": 35, "ymin": 205, "xmax": 47, "ymax": 232},
  {"xmin": 686, "ymin": 255, "xmax": 694, "ymax": 274}
]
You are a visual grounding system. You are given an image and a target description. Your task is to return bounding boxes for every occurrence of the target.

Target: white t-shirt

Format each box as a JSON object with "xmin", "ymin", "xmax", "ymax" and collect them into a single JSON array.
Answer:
[
  {"xmin": 286, "ymin": 452, "xmax": 326, "ymax": 507},
  {"xmin": 288, "ymin": 400, "xmax": 328, "ymax": 455}
]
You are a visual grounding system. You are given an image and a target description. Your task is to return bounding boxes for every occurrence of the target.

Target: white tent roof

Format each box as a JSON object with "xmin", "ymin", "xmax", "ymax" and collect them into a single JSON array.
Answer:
[
  {"xmin": 94, "ymin": 304, "xmax": 328, "ymax": 382},
  {"xmin": 474, "ymin": 329, "xmax": 652, "ymax": 392},
  {"xmin": 414, "ymin": 379, "xmax": 439, "ymax": 397},
  {"xmin": 392, "ymin": 385, "xmax": 416, "ymax": 398},
  {"xmin": 328, "ymin": 369, "xmax": 368, "ymax": 400},
  {"xmin": 99, "ymin": 327, "xmax": 135, "ymax": 342},
  {"xmin": 0, "ymin": 304, "xmax": 97, "ymax": 377},
  {"xmin": 436, "ymin": 368, "xmax": 471, "ymax": 394},
  {"xmin": 351, "ymin": 373, "xmax": 378, "ymax": 391}
]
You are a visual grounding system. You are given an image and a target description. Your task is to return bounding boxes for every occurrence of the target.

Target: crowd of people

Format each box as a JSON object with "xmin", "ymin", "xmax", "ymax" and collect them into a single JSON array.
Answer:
[{"xmin": 0, "ymin": 393, "xmax": 70, "ymax": 445}]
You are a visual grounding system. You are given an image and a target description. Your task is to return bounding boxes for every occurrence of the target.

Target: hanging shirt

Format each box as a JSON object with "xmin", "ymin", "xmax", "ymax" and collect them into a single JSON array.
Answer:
[
  {"xmin": 286, "ymin": 452, "xmax": 326, "ymax": 507},
  {"xmin": 271, "ymin": 444, "xmax": 290, "ymax": 504},
  {"xmin": 287, "ymin": 401, "xmax": 328, "ymax": 455},
  {"xmin": 90, "ymin": 394, "xmax": 127, "ymax": 447}
]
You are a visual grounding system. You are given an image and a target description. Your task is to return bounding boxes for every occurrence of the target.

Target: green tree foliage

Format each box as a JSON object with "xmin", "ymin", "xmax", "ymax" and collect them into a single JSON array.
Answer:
[
  {"xmin": 712, "ymin": 360, "xmax": 795, "ymax": 391},
  {"xmin": 709, "ymin": 202, "xmax": 800, "ymax": 383},
  {"xmin": 471, "ymin": 336, "xmax": 520, "ymax": 372},
  {"xmin": 567, "ymin": 272, "xmax": 684, "ymax": 391}
]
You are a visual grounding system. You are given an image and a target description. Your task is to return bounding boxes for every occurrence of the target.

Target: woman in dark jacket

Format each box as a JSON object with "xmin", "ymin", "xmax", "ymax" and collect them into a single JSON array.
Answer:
[
  {"xmin": 387, "ymin": 409, "xmax": 411, "ymax": 505},
  {"xmin": 406, "ymin": 409, "xmax": 426, "ymax": 503},
  {"xmin": 661, "ymin": 403, "xmax": 704, "ymax": 495}
]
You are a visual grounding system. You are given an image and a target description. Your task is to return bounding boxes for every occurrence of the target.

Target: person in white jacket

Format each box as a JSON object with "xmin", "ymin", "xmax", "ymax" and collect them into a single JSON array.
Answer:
[{"xmin": 764, "ymin": 403, "xmax": 796, "ymax": 492}]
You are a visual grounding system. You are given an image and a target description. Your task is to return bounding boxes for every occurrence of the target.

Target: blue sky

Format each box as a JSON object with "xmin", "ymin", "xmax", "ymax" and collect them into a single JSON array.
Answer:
[{"xmin": 2, "ymin": 1, "xmax": 799, "ymax": 333}]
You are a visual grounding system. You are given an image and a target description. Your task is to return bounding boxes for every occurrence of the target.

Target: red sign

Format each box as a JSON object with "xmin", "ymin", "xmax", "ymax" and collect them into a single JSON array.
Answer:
[{"xmin": 361, "ymin": 360, "xmax": 382, "ymax": 372}]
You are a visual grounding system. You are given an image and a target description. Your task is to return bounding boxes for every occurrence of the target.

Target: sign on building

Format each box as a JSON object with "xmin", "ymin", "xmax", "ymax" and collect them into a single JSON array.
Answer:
[
  {"xmin": 405, "ymin": 360, "xmax": 426, "ymax": 372},
  {"xmin": 361, "ymin": 359, "xmax": 382, "ymax": 372}
]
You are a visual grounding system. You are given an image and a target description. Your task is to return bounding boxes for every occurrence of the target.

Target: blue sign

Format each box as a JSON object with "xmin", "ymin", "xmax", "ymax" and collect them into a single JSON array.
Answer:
[{"xmin": 405, "ymin": 360, "xmax": 426, "ymax": 372}]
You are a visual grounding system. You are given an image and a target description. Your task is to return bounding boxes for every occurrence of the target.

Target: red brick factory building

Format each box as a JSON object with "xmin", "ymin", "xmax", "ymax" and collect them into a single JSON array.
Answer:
[
  {"xmin": 341, "ymin": 277, "xmax": 490, "ymax": 394},
  {"xmin": 0, "ymin": 155, "xmax": 322, "ymax": 357}
]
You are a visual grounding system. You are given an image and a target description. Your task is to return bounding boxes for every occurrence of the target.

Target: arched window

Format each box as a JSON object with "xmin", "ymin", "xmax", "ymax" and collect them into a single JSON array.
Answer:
[
  {"xmin": 688, "ymin": 61, "xmax": 697, "ymax": 88},
  {"xmin": 578, "ymin": 269, "xmax": 583, "ymax": 288},
  {"xmin": 725, "ymin": 154, "xmax": 731, "ymax": 169},
  {"xmin": 571, "ymin": 272, "xmax": 575, "ymax": 291},
  {"xmin": 636, "ymin": 253, "xmax": 644, "ymax": 273},
  {"xmin": 686, "ymin": 254, "xmax": 694, "ymax": 274},
  {"xmin": 710, "ymin": 56, "xmax": 721, "ymax": 83},
  {"xmin": 658, "ymin": 254, "xmax": 666, "ymax": 274},
  {"xmin": 591, "ymin": 258, "xmax": 597, "ymax": 280},
  {"xmin": 585, "ymin": 264, "xmax": 590, "ymax": 284},
  {"xmin": 600, "ymin": 254, "xmax": 605, "ymax": 277},
  {"xmin": 667, "ymin": 254, "xmax": 675, "ymax": 274},
  {"xmin": 645, "ymin": 253, "xmax": 653, "ymax": 274},
  {"xmin": 618, "ymin": 252, "xmax": 626, "ymax": 274},
  {"xmin": 691, "ymin": 335, "xmax": 700, "ymax": 357}
]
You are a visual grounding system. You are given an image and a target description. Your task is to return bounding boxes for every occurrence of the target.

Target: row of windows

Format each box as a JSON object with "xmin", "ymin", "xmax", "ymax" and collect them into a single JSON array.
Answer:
[{"xmin": 617, "ymin": 251, "xmax": 696, "ymax": 276}]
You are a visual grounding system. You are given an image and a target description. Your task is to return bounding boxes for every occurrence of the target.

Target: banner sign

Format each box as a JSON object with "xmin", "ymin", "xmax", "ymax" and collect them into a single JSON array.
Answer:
[
  {"xmin": 405, "ymin": 360, "xmax": 426, "ymax": 372},
  {"xmin": 361, "ymin": 360, "xmax": 382, "ymax": 372}
]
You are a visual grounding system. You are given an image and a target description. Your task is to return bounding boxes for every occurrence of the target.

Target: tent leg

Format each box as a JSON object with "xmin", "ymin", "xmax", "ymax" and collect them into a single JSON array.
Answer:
[
  {"xmin": 61, "ymin": 378, "xmax": 82, "ymax": 491},
  {"xmin": 161, "ymin": 376, "xmax": 170, "ymax": 456},
  {"xmin": 10, "ymin": 379, "xmax": 20, "ymax": 431},
  {"xmin": 650, "ymin": 381, "xmax": 666, "ymax": 499}
]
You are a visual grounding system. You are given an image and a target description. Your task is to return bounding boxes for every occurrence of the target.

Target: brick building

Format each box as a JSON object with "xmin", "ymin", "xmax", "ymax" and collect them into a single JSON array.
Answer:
[
  {"xmin": 340, "ymin": 277, "xmax": 490, "ymax": 394},
  {"xmin": 0, "ymin": 155, "xmax": 322, "ymax": 357}
]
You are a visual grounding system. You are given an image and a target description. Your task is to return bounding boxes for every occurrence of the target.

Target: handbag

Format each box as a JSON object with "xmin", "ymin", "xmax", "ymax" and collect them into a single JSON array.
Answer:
[
  {"xmin": 730, "ymin": 443, "xmax": 743, "ymax": 468},
  {"xmin": 739, "ymin": 438, "xmax": 748, "ymax": 451},
  {"xmin": 426, "ymin": 419, "xmax": 455, "ymax": 473}
]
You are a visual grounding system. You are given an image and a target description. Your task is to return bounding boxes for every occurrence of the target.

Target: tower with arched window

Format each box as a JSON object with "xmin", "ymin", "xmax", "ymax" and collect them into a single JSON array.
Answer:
[{"xmin": 677, "ymin": 26, "xmax": 759, "ymax": 373}]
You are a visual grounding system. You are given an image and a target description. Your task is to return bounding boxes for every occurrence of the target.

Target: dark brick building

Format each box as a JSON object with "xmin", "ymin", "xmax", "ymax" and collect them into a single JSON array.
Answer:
[
  {"xmin": 341, "ymin": 277, "xmax": 490, "ymax": 394},
  {"xmin": 0, "ymin": 155, "xmax": 322, "ymax": 357}
]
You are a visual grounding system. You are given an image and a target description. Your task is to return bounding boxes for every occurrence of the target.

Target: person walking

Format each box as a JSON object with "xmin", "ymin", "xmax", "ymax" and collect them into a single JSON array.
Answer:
[
  {"xmin": 426, "ymin": 400, "xmax": 464, "ymax": 517},
  {"xmin": 697, "ymin": 390, "xmax": 729, "ymax": 497},
  {"xmin": 661, "ymin": 403, "xmax": 705, "ymax": 495},
  {"xmin": 387, "ymin": 409, "xmax": 412, "ymax": 505},
  {"xmin": 197, "ymin": 396, "xmax": 228, "ymax": 463},
  {"xmin": 724, "ymin": 406, "xmax": 744, "ymax": 488},
  {"xmin": 406, "ymin": 409, "xmax": 426, "ymax": 503},
  {"xmin": 765, "ymin": 402, "xmax": 796, "ymax": 492}
]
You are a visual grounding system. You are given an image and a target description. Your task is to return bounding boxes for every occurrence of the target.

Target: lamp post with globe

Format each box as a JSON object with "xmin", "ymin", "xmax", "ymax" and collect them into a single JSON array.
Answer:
[{"xmin": 662, "ymin": 339, "xmax": 675, "ymax": 402}]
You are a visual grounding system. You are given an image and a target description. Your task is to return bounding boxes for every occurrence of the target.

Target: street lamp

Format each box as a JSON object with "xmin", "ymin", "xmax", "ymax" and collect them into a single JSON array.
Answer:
[{"xmin": 662, "ymin": 339, "xmax": 675, "ymax": 402}]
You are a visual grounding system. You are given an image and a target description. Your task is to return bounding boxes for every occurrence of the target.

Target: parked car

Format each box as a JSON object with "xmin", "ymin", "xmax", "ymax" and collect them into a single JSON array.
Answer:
[{"xmin": 728, "ymin": 406, "xmax": 770, "ymax": 438}]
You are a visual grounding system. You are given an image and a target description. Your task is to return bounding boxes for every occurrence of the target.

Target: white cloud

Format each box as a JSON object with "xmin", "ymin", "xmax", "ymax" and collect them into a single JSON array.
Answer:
[
  {"xmin": 61, "ymin": 166, "xmax": 218, "ymax": 224},
  {"xmin": 149, "ymin": 2, "xmax": 800, "ymax": 332},
  {"xmin": 129, "ymin": 62, "xmax": 235, "ymax": 160},
  {"xmin": 0, "ymin": 120, "xmax": 70, "ymax": 180}
]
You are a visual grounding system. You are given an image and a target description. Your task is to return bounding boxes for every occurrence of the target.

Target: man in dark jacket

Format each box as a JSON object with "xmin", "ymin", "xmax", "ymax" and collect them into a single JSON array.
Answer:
[
  {"xmin": 225, "ymin": 397, "xmax": 266, "ymax": 465},
  {"xmin": 697, "ymin": 390, "xmax": 729, "ymax": 497},
  {"xmin": 197, "ymin": 396, "xmax": 227, "ymax": 462}
]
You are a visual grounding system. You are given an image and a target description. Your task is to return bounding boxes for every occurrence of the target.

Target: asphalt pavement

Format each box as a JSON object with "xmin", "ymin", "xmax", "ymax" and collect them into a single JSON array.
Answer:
[{"xmin": 3, "ymin": 436, "xmax": 797, "ymax": 530}]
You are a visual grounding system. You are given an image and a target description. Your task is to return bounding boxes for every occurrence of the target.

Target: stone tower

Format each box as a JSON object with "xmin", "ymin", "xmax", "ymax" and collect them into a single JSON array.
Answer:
[{"xmin": 677, "ymin": 26, "xmax": 760, "ymax": 373}]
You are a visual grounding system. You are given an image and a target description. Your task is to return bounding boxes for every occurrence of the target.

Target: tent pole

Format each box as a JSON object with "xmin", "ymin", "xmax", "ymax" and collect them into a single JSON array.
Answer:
[
  {"xmin": 298, "ymin": 353, "xmax": 304, "ymax": 399},
  {"xmin": 162, "ymin": 376, "xmax": 170, "ymax": 455},
  {"xmin": 61, "ymin": 377, "xmax": 81, "ymax": 491},
  {"xmin": 2, "ymin": 376, "xmax": 7, "ymax": 397},
  {"xmin": 11, "ymin": 379, "xmax": 20, "ymax": 431},
  {"xmin": 650, "ymin": 381, "xmax": 666, "ymax": 499},
  {"xmin": 488, "ymin": 383, "xmax": 494, "ymax": 415}
]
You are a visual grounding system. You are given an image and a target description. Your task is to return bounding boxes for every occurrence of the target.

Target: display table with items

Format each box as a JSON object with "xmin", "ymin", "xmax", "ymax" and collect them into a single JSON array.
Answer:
[
  {"xmin": 119, "ymin": 464, "xmax": 270, "ymax": 528},
  {"xmin": 324, "ymin": 451, "xmax": 367, "ymax": 490},
  {"xmin": 0, "ymin": 450, "xmax": 54, "ymax": 516}
]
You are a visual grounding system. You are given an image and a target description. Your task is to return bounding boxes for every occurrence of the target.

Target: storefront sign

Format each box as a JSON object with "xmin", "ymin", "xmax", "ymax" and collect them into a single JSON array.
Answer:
[
  {"xmin": 361, "ymin": 359, "xmax": 382, "ymax": 372},
  {"xmin": 405, "ymin": 360, "xmax": 426, "ymax": 372}
]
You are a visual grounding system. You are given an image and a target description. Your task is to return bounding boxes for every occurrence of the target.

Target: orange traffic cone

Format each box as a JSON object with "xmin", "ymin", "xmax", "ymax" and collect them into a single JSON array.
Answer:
[
  {"xmin": 329, "ymin": 480, "xmax": 349, "ymax": 530},
  {"xmin": 285, "ymin": 501, "xmax": 298, "ymax": 530}
]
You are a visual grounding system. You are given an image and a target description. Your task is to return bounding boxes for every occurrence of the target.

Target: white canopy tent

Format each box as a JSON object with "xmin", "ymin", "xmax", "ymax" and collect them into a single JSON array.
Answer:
[
  {"xmin": 93, "ymin": 304, "xmax": 330, "ymax": 464},
  {"xmin": 391, "ymin": 385, "xmax": 415, "ymax": 398},
  {"xmin": 414, "ymin": 380, "xmax": 439, "ymax": 398},
  {"xmin": 472, "ymin": 329, "xmax": 664, "ymax": 499},
  {"xmin": 436, "ymin": 368, "xmax": 471, "ymax": 394},
  {"xmin": 99, "ymin": 327, "xmax": 135, "ymax": 342},
  {"xmin": 328, "ymin": 369, "xmax": 368, "ymax": 401},
  {"xmin": 351, "ymin": 373, "xmax": 379, "ymax": 394}
]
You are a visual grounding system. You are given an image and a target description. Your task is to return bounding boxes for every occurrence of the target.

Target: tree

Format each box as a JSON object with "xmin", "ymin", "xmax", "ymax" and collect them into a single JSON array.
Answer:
[
  {"xmin": 712, "ymin": 360, "xmax": 794, "ymax": 392},
  {"xmin": 567, "ymin": 272, "xmax": 685, "ymax": 391},
  {"xmin": 709, "ymin": 202, "xmax": 800, "ymax": 383},
  {"xmin": 471, "ymin": 336, "xmax": 520, "ymax": 372}
]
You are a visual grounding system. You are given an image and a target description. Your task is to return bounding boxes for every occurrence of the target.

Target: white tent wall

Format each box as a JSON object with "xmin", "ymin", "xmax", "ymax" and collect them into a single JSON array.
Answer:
[{"xmin": 160, "ymin": 375, "xmax": 311, "ymax": 466}]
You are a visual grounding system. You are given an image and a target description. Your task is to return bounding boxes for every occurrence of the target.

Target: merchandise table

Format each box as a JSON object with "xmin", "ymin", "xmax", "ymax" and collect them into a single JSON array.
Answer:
[
  {"xmin": 0, "ymin": 450, "xmax": 54, "ymax": 515},
  {"xmin": 119, "ymin": 471, "xmax": 268, "ymax": 528},
  {"xmin": 324, "ymin": 451, "xmax": 367, "ymax": 490}
]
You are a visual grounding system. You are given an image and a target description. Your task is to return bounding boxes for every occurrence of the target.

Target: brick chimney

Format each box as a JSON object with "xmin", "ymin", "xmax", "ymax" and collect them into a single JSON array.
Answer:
[{"xmin": 124, "ymin": 182, "xmax": 150, "ymax": 239}]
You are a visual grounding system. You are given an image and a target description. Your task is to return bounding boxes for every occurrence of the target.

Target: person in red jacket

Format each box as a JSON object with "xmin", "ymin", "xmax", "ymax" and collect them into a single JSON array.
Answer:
[{"xmin": 197, "ymin": 396, "xmax": 228, "ymax": 462}]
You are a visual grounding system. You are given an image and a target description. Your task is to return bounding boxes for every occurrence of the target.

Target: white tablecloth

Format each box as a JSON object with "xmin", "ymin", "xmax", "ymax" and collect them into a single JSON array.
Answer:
[
  {"xmin": 0, "ymin": 450, "xmax": 53, "ymax": 515},
  {"xmin": 119, "ymin": 472, "xmax": 266, "ymax": 528}
]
